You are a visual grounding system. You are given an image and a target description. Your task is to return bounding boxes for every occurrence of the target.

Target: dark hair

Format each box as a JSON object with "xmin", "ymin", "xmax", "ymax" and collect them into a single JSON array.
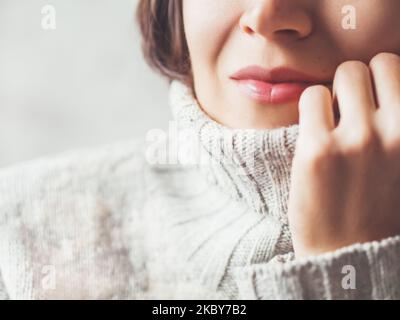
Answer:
[{"xmin": 136, "ymin": 0, "xmax": 192, "ymax": 86}]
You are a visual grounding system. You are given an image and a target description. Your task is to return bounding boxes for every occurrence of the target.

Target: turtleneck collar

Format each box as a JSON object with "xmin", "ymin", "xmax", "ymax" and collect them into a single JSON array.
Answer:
[{"xmin": 168, "ymin": 80, "xmax": 300, "ymax": 225}]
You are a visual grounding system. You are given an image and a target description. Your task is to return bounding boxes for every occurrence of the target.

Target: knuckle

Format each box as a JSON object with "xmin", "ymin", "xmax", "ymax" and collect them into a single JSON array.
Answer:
[
  {"xmin": 299, "ymin": 137, "xmax": 339, "ymax": 171},
  {"xmin": 336, "ymin": 60, "xmax": 369, "ymax": 79},
  {"xmin": 303, "ymin": 85, "xmax": 329, "ymax": 97},
  {"xmin": 387, "ymin": 141, "xmax": 400, "ymax": 156},
  {"xmin": 342, "ymin": 127, "xmax": 380, "ymax": 156},
  {"xmin": 299, "ymin": 85, "xmax": 329, "ymax": 107},
  {"xmin": 370, "ymin": 52, "xmax": 400, "ymax": 69},
  {"xmin": 383, "ymin": 131, "xmax": 400, "ymax": 155}
]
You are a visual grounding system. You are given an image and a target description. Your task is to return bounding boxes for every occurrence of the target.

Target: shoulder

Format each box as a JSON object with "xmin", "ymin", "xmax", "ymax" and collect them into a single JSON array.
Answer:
[
  {"xmin": 0, "ymin": 138, "xmax": 148, "ymax": 223},
  {"xmin": 0, "ymin": 139, "xmax": 150, "ymax": 298}
]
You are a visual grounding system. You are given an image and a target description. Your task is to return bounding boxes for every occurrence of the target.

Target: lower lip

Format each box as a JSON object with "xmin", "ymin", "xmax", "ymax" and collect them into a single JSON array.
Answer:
[{"xmin": 234, "ymin": 79, "xmax": 312, "ymax": 104}]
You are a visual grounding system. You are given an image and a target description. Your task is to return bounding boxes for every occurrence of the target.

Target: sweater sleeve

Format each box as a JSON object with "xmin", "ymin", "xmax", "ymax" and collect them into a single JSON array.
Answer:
[{"xmin": 233, "ymin": 235, "xmax": 400, "ymax": 300}]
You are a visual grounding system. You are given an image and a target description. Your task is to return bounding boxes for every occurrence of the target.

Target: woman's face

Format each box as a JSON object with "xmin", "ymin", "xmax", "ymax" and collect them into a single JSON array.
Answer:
[{"xmin": 182, "ymin": 0, "xmax": 400, "ymax": 129}]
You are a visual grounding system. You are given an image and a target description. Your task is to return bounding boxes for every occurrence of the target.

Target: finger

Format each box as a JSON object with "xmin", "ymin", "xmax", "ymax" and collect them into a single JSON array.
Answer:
[
  {"xmin": 369, "ymin": 53, "xmax": 400, "ymax": 113},
  {"xmin": 333, "ymin": 61, "xmax": 377, "ymax": 130},
  {"xmin": 298, "ymin": 85, "xmax": 334, "ymax": 137}
]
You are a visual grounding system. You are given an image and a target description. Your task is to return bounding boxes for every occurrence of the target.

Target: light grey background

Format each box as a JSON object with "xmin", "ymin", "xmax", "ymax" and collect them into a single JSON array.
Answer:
[{"xmin": 0, "ymin": 0, "xmax": 170, "ymax": 167}]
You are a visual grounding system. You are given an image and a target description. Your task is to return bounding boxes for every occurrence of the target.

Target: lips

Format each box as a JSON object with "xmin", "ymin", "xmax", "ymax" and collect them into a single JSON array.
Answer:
[{"xmin": 230, "ymin": 66, "xmax": 330, "ymax": 104}]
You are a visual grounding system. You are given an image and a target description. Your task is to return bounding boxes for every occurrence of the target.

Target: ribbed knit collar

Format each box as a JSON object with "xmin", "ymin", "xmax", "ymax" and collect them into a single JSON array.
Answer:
[{"xmin": 168, "ymin": 80, "xmax": 300, "ymax": 225}]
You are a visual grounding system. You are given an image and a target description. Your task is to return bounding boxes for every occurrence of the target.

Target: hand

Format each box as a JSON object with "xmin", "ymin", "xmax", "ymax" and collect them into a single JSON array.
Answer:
[{"xmin": 288, "ymin": 52, "xmax": 400, "ymax": 258}]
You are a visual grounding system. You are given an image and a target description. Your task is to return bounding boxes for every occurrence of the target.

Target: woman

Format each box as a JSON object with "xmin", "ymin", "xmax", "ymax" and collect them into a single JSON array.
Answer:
[{"xmin": 0, "ymin": 0, "xmax": 400, "ymax": 299}]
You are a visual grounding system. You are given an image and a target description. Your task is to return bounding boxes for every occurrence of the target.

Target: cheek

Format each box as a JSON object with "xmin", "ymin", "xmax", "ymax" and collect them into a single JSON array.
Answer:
[
  {"xmin": 183, "ymin": 0, "xmax": 241, "ymax": 73},
  {"xmin": 366, "ymin": 2, "xmax": 400, "ymax": 53},
  {"xmin": 319, "ymin": 0, "xmax": 400, "ymax": 60}
]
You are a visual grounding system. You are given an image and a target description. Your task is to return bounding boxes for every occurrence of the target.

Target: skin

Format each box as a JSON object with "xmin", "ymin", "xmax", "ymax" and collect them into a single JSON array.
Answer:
[{"xmin": 182, "ymin": 0, "xmax": 400, "ymax": 257}]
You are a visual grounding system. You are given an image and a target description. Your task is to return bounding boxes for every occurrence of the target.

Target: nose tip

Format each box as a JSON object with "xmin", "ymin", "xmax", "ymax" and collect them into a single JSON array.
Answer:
[{"xmin": 239, "ymin": 1, "xmax": 313, "ymax": 40}]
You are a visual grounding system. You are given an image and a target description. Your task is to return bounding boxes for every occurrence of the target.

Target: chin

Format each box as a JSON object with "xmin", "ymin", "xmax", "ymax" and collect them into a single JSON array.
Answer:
[{"xmin": 237, "ymin": 101, "xmax": 300, "ymax": 129}]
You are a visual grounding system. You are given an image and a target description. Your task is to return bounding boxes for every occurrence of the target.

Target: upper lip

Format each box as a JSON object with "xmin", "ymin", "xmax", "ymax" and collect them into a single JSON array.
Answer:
[{"xmin": 230, "ymin": 65, "xmax": 330, "ymax": 84}]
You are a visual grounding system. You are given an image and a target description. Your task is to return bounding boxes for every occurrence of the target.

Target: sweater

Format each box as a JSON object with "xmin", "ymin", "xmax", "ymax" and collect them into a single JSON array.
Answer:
[{"xmin": 0, "ymin": 80, "xmax": 400, "ymax": 300}]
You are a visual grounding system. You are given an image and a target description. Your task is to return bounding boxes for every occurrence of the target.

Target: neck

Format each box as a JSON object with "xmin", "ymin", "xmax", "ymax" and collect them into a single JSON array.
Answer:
[{"xmin": 169, "ymin": 80, "xmax": 300, "ymax": 225}]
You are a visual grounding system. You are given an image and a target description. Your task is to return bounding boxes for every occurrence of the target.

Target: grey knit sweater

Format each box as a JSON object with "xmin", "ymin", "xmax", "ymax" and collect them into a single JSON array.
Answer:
[{"xmin": 0, "ymin": 80, "xmax": 399, "ymax": 300}]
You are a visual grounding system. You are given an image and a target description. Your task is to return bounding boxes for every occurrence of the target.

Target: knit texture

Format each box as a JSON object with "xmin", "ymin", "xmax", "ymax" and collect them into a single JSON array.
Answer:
[
  {"xmin": 169, "ymin": 81, "xmax": 299, "ymax": 225},
  {"xmin": 0, "ymin": 80, "xmax": 400, "ymax": 299}
]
